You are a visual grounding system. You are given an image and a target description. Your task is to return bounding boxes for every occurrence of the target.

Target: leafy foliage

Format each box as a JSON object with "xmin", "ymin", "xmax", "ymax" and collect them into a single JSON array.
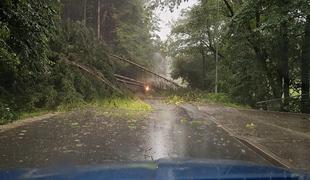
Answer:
[
  {"xmin": 50, "ymin": 22, "xmax": 116, "ymax": 105},
  {"xmin": 0, "ymin": 101, "xmax": 18, "ymax": 125},
  {"xmin": 167, "ymin": 0, "xmax": 310, "ymax": 112},
  {"xmin": 0, "ymin": 0, "xmax": 159, "ymax": 124},
  {"xmin": 0, "ymin": 0, "xmax": 59, "ymax": 115},
  {"xmin": 165, "ymin": 89, "xmax": 244, "ymax": 108},
  {"xmin": 95, "ymin": 97, "xmax": 152, "ymax": 111}
]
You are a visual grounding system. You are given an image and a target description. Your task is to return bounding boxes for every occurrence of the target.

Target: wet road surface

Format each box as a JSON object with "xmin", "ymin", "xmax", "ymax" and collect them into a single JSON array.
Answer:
[
  {"xmin": 197, "ymin": 104, "xmax": 310, "ymax": 170},
  {"xmin": 0, "ymin": 100, "xmax": 271, "ymax": 169}
]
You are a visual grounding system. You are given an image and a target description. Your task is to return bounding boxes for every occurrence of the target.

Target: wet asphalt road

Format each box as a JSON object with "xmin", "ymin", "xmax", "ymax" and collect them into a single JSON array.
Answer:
[{"xmin": 0, "ymin": 99, "xmax": 271, "ymax": 169}]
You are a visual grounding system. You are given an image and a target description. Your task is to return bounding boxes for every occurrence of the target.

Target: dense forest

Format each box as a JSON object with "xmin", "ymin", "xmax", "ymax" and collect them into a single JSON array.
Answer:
[
  {"xmin": 1, "ymin": 0, "xmax": 310, "ymax": 124},
  {"xmin": 165, "ymin": 0, "xmax": 310, "ymax": 113},
  {"xmin": 0, "ymin": 0, "xmax": 158, "ymax": 123}
]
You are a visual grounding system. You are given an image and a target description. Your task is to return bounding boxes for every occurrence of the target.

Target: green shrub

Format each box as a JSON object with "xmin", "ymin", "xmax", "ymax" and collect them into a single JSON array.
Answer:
[
  {"xmin": 0, "ymin": 102, "xmax": 18, "ymax": 125},
  {"xmin": 204, "ymin": 93, "xmax": 232, "ymax": 104},
  {"xmin": 165, "ymin": 90, "xmax": 246, "ymax": 108},
  {"xmin": 95, "ymin": 97, "xmax": 152, "ymax": 111}
]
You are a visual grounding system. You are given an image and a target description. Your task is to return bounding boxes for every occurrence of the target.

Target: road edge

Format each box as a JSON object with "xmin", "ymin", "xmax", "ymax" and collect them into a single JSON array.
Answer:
[
  {"xmin": 197, "ymin": 107, "xmax": 291, "ymax": 169},
  {"xmin": 0, "ymin": 112, "xmax": 61, "ymax": 134}
]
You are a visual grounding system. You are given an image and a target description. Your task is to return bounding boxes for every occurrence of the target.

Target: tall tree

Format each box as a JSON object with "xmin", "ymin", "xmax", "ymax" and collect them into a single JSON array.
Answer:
[
  {"xmin": 166, "ymin": 0, "xmax": 310, "ymax": 113},
  {"xmin": 301, "ymin": 15, "xmax": 310, "ymax": 113}
]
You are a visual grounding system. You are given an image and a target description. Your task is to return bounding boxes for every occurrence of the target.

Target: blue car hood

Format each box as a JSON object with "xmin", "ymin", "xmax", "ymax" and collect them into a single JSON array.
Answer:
[{"xmin": 0, "ymin": 159, "xmax": 309, "ymax": 180}]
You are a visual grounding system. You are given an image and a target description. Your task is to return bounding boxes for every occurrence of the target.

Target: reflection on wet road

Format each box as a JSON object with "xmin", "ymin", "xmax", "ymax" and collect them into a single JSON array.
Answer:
[
  {"xmin": 0, "ymin": 100, "xmax": 270, "ymax": 169},
  {"xmin": 146, "ymin": 101, "xmax": 187, "ymax": 159},
  {"xmin": 144, "ymin": 100, "xmax": 270, "ymax": 165}
]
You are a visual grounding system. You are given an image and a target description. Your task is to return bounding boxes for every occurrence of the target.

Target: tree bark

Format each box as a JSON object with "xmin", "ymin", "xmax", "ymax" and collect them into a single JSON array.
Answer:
[
  {"xmin": 200, "ymin": 46, "xmax": 207, "ymax": 89},
  {"xmin": 251, "ymin": 43, "xmax": 280, "ymax": 98},
  {"xmin": 301, "ymin": 15, "xmax": 310, "ymax": 113},
  {"xmin": 97, "ymin": 0, "xmax": 101, "ymax": 40},
  {"xmin": 83, "ymin": 0, "xmax": 87, "ymax": 25},
  {"xmin": 247, "ymin": 17, "xmax": 281, "ymax": 99},
  {"xmin": 222, "ymin": 0, "xmax": 234, "ymax": 17},
  {"xmin": 279, "ymin": 21, "xmax": 290, "ymax": 111},
  {"xmin": 100, "ymin": 0, "xmax": 116, "ymax": 45}
]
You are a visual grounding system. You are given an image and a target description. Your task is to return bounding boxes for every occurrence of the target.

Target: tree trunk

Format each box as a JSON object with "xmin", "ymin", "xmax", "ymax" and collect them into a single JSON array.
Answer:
[
  {"xmin": 100, "ymin": 0, "xmax": 116, "ymax": 45},
  {"xmin": 83, "ymin": 0, "xmax": 87, "ymax": 25},
  {"xmin": 251, "ymin": 36, "xmax": 281, "ymax": 99},
  {"xmin": 97, "ymin": 0, "xmax": 101, "ymax": 40},
  {"xmin": 200, "ymin": 47, "xmax": 207, "ymax": 89},
  {"xmin": 279, "ymin": 21, "xmax": 290, "ymax": 111},
  {"xmin": 301, "ymin": 15, "xmax": 310, "ymax": 113},
  {"xmin": 248, "ymin": 9, "xmax": 282, "ymax": 100}
]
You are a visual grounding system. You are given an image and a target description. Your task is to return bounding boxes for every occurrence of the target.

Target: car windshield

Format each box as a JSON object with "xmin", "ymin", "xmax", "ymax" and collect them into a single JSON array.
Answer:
[{"xmin": 0, "ymin": 0, "xmax": 309, "ymax": 174}]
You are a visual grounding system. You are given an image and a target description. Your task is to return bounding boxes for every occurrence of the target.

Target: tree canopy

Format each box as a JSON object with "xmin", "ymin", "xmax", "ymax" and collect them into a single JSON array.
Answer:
[
  {"xmin": 0, "ymin": 0, "xmax": 159, "ymax": 123},
  {"xmin": 167, "ymin": 0, "xmax": 310, "ymax": 112}
]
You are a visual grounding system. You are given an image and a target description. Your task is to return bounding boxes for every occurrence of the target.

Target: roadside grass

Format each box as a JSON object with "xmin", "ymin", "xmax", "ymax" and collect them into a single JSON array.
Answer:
[
  {"xmin": 19, "ymin": 109, "xmax": 51, "ymax": 120},
  {"xmin": 94, "ymin": 97, "xmax": 152, "ymax": 119},
  {"xmin": 56, "ymin": 96, "xmax": 152, "ymax": 112},
  {"xmin": 1, "ymin": 97, "xmax": 152, "ymax": 125},
  {"xmin": 0, "ymin": 108, "xmax": 54, "ymax": 125},
  {"xmin": 94, "ymin": 97, "xmax": 152, "ymax": 111},
  {"xmin": 165, "ymin": 89, "xmax": 248, "ymax": 108},
  {"xmin": 57, "ymin": 97, "xmax": 152, "ymax": 121}
]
